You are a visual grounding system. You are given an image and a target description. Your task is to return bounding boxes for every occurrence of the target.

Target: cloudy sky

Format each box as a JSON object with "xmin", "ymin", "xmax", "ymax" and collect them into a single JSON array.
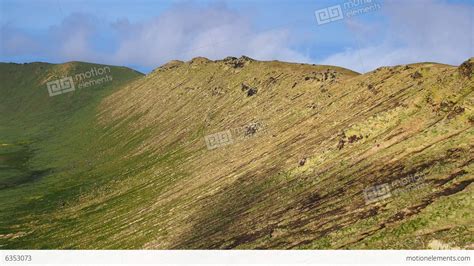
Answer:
[{"xmin": 0, "ymin": 0, "xmax": 473, "ymax": 73}]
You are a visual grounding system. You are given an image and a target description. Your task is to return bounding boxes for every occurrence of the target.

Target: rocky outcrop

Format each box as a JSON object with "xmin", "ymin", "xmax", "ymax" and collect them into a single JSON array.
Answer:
[{"xmin": 458, "ymin": 58, "xmax": 474, "ymax": 78}]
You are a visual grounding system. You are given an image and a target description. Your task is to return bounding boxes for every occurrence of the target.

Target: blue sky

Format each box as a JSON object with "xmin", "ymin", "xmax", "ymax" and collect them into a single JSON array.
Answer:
[{"xmin": 1, "ymin": 0, "xmax": 473, "ymax": 73}]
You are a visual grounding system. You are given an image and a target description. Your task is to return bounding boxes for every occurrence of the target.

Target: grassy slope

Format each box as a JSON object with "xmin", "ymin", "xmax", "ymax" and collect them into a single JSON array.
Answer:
[
  {"xmin": 0, "ymin": 62, "xmax": 143, "ymax": 248},
  {"xmin": 0, "ymin": 57, "xmax": 472, "ymax": 249}
]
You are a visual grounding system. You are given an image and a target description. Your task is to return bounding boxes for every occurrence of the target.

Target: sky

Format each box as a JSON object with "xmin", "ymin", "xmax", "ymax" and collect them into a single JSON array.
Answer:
[{"xmin": 0, "ymin": 0, "xmax": 473, "ymax": 73}]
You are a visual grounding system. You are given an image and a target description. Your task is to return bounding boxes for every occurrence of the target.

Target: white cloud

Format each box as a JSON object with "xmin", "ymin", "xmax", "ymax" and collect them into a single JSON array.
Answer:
[
  {"xmin": 1, "ymin": 0, "xmax": 472, "ymax": 72},
  {"xmin": 1, "ymin": 13, "xmax": 104, "ymax": 63},
  {"xmin": 49, "ymin": 13, "xmax": 102, "ymax": 62},
  {"xmin": 319, "ymin": 0, "xmax": 474, "ymax": 72},
  {"xmin": 0, "ymin": 3, "xmax": 310, "ymax": 69},
  {"xmin": 110, "ymin": 3, "xmax": 311, "ymax": 67}
]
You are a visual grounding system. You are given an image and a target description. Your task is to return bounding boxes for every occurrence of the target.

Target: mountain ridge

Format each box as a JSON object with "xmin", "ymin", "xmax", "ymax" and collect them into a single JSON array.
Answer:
[{"xmin": 0, "ymin": 57, "xmax": 473, "ymax": 249}]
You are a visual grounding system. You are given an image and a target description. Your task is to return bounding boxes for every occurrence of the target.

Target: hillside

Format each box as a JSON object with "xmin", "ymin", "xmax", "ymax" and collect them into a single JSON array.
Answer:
[
  {"xmin": 0, "ymin": 57, "xmax": 472, "ymax": 249},
  {"xmin": 0, "ymin": 61, "xmax": 143, "ymax": 247}
]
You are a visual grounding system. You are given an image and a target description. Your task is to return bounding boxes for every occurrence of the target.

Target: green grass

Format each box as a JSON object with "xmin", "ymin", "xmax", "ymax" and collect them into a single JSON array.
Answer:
[{"xmin": 0, "ymin": 62, "xmax": 144, "ymax": 248}]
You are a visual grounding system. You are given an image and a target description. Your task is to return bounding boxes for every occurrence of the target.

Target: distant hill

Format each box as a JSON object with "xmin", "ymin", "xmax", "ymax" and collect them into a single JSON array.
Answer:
[{"xmin": 0, "ymin": 57, "xmax": 472, "ymax": 249}]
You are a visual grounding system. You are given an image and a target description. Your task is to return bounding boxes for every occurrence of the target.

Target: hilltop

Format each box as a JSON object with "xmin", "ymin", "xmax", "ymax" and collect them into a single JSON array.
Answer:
[{"xmin": 0, "ymin": 57, "xmax": 472, "ymax": 249}]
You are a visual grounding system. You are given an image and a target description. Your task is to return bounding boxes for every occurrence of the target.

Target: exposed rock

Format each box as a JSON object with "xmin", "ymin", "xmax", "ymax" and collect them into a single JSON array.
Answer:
[
  {"xmin": 239, "ymin": 55, "xmax": 255, "ymax": 62},
  {"xmin": 244, "ymin": 122, "xmax": 264, "ymax": 136},
  {"xmin": 299, "ymin": 158, "xmax": 306, "ymax": 166},
  {"xmin": 447, "ymin": 105, "xmax": 465, "ymax": 119},
  {"xmin": 348, "ymin": 135, "xmax": 363, "ymax": 143},
  {"xmin": 307, "ymin": 103, "xmax": 317, "ymax": 110},
  {"xmin": 367, "ymin": 84, "xmax": 379, "ymax": 94},
  {"xmin": 411, "ymin": 71, "xmax": 423, "ymax": 79},
  {"xmin": 223, "ymin": 56, "xmax": 245, "ymax": 68},
  {"xmin": 241, "ymin": 83, "xmax": 258, "ymax": 97},
  {"xmin": 453, "ymin": 105, "xmax": 465, "ymax": 114},
  {"xmin": 439, "ymin": 100, "xmax": 455, "ymax": 112},
  {"xmin": 337, "ymin": 139, "xmax": 345, "ymax": 150},
  {"xmin": 222, "ymin": 56, "xmax": 255, "ymax": 69},
  {"xmin": 458, "ymin": 58, "xmax": 474, "ymax": 79},
  {"xmin": 247, "ymin": 88, "xmax": 257, "ymax": 96},
  {"xmin": 223, "ymin": 56, "xmax": 238, "ymax": 61}
]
